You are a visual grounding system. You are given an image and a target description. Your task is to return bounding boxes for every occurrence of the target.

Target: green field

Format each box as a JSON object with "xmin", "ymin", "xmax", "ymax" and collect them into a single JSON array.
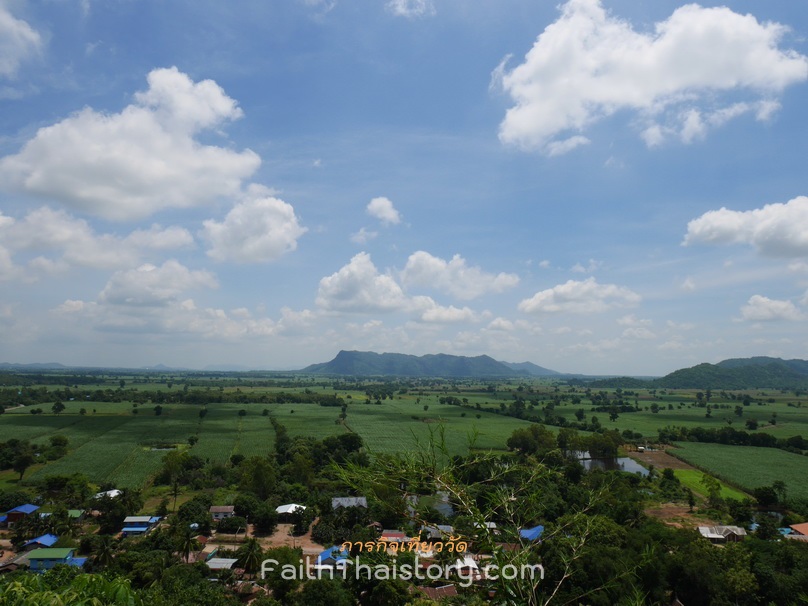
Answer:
[
  {"xmin": 672, "ymin": 469, "xmax": 749, "ymax": 501},
  {"xmin": 670, "ymin": 442, "xmax": 808, "ymax": 500},
  {"xmin": 0, "ymin": 391, "xmax": 534, "ymax": 489},
  {"xmin": 4, "ymin": 377, "xmax": 808, "ymax": 493},
  {"xmin": 553, "ymin": 391, "xmax": 808, "ymax": 440}
]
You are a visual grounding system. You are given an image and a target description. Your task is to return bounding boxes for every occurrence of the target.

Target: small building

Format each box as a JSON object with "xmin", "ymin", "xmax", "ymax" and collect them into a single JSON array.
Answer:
[
  {"xmin": 27, "ymin": 548, "xmax": 87, "ymax": 572},
  {"xmin": 380, "ymin": 530, "xmax": 409, "ymax": 543},
  {"xmin": 698, "ymin": 525, "xmax": 747, "ymax": 543},
  {"xmin": 5, "ymin": 504, "xmax": 40, "ymax": 527},
  {"xmin": 121, "ymin": 515, "xmax": 160, "ymax": 537},
  {"xmin": 67, "ymin": 509, "xmax": 85, "ymax": 522},
  {"xmin": 789, "ymin": 522, "xmax": 808, "ymax": 536},
  {"xmin": 331, "ymin": 497, "xmax": 367, "ymax": 510},
  {"xmin": 93, "ymin": 489, "xmax": 122, "ymax": 500},
  {"xmin": 447, "ymin": 555, "xmax": 480, "ymax": 580},
  {"xmin": 313, "ymin": 545, "xmax": 351, "ymax": 574},
  {"xmin": 206, "ymin": 557, "xmax": 239, "ymax": 571},
  {"xmin": 22, "ymin": 534, "xmax": 59, "ymax": 551},
  {"xmin": 209, "ymin": 506, "xmax": 235, "ymax": 521},
  {"xmin": 421, "ymin": 524, "xmax": 454, "ymax": 540},
  {"xmin": 276, "ymin": 503, "xmax": 306, "ymax": 515}
]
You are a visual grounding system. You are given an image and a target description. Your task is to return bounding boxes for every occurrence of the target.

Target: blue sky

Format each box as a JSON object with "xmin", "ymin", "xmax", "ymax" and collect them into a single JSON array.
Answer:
[{"xmin": 1, "ymin": 0, "xmax": 807, "ymax": 375}]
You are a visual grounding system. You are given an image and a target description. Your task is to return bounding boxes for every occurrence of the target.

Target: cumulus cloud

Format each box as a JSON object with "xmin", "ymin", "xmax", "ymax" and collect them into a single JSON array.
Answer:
[
  {"xmin": 0, "ymin": 5, "xmax": 42, "ymax": 78},
  {"xmin": 0, "ymin": 67, "xmax": 260, "ymax": 220},
  {"xmin": 99, "ymin": 260, "xmax": 217, "ymax": 308},
  {"xmin": 497, "ymin": 0, "xmax": 808, "ymax": 153},
  {"xmin": 386, "ymin": 0, "xmax": 435, "ymax": 18},
  {"xmin": 0, "ymin": 206, "xmax": 193, "ymax": 273},
  {"xmin": 202, "ymin": 186, "xmax": 306, "ymax": 263},
  {"xmin": 684, "ymin": 196, "xmax": 808, "ymax": 257},
  {"xmin": 316, "ymin": 252, "xmax": 480, "ymax": 323},
  {"xmin": 487, "ymin": 317, "xmax": 515, "ymax": 331},
  {"xmin": 317, "ymin": 252, "xmax": 409, "ymax": 313},
  {"xmin": 418, "ymin": 303, "xmax": 476, "ymax": 324},
  {"xmin": 740, "ymin": 295, "xmax": 804, "ymax": 321},
  {"xmin": 401, "ymin": 251, "xmax": 519, "ymax": 300},
  {"xmin": 519, "ymin": 277, "xmax": 640, "ymax": 314},
  {"xmin": 366, "ymin": 196, "xmax": 401, "ymax": 226}
]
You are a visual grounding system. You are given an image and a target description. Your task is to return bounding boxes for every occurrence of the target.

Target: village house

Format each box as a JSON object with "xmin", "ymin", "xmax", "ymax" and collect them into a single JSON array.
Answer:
[
  {"xmin": 331, "ymin": 497, "xmax": 367, "ymax": 510},
  {"xmin": 121, "ymin": 515, "xmax": 160, "ymax": 537},
  {"xmin": 209, "ymin": 505, "xmax": 235, "ymax": 521},
  {"xmin": 22, "ymin": 534, "xmax": 59, "ymax": 551},
  {"xmin": 27, "ymin": 548, "xmax": 87, "ymax": 572},
  {"xmin": 698, "ymin": 525, "xmax": 747, "ymax": 543},
  {"xmin": 275, "ymin": 503, "xmax": 306, "ymax": 516},
  {"xmin": 2, "ymin": 504, "xmax": 39, "ymax": 528}
]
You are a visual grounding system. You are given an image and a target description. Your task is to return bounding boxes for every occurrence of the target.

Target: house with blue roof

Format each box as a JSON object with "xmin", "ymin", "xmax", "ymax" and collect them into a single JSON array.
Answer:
[
  {"xmin": 22, "ymin": 534, "xmax": 59, "ymax": 550},
  {"xmin": 313, "ymin": 545, "xmax": 350, "ymax": 575},
  {"xmin": 519, "ymin": 525, "xmax": 544, "ymax": 542},
  {"xmin": 121, "ymin": 515, "xmax": 161, "ymax": 537},
  {"xmin": 4, "ymin": 504, "xmax": 39, "ymax": 527}
]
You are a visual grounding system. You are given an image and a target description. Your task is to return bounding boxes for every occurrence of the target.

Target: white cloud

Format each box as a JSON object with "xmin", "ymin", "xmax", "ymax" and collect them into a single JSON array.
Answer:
[
  {"xmin": 622, "ymin": 326, "xmax": 656, "ymax": 339},
  {"xmin": 680, "ymin": 277, "xmax": 696, "ymax": 292},
  {"xmin": 497, "ymin": 0, "xmax": 808, "ymax": 153},
  {"xmin": 0, "ymin": 244, "xmax": 17, "ymax": 281},
  {"xmin": 740, "ymin": 295, "xmax": 804, "ymax": 321},
  {"xmin": 519, "ymin": 277, "xmax": 640, "ymax": 314},
  {"xmin": 418, "ymin": 303, "xmax": 476, "ymax": 324},
  {"xmin": 0, "ymin": 67, "xmax": 260, "ymax": 220},
  {"xmin": 617, "ymin": 314, "xmax": 651, "ymax": 327},
  {"xmin": 488, "ymin": 317, "xmax": 514, "ymax": 331},
  {"xmin": 350, "ymin": 227, "xmax": 378, "ymax": 245},
  {"xmin": 546, "ymin": 136, "xmax": 590, "ymax": 156},
  {"xmin": 401, "ymin": 251, "xmax": 519, "ymax": 300},
  {"xmin": 99, "ymin": 260, "xmax": 218, "ymax": 307},
  {"xmin": 316, "ymin": 252, "xmax": 480, "ymax": 323},
  {"xmin": 684, "ymin": 196, "xmax": 808, "ymax": 257},
  {"xmin": 202, "ymin": 185, "xmax": 306, "ymax": 263},
  {"xmin": 0, "ymin": 206, "xmax": 193, "ymax": 273},
  {"xmin": 317, "ymin": 252, "xmax": 409, "ymax": 313},
  {"xmin": 386, "ymin": 0, "xmax": 435, "ymax": 18},
  {"xmin": 571, "ymin": 258, "xmax": 601, "ymax": 273},
  {"xmin": 366, "ymin": 196, "xmax": 401, "ymax": 226},
  {"xmin": 0, "ymin": 5, "xmax": 42, "ymax": 78}
]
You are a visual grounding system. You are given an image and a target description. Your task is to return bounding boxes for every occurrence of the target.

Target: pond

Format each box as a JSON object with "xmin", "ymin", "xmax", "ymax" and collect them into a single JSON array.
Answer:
[{"xmin": 579, "ymin": 456, "xmax": 649, "ymax": 476}]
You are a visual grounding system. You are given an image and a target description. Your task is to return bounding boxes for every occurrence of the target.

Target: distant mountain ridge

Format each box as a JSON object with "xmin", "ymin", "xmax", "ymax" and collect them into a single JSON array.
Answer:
[
  {"xmin": 500, "ymin": 361, "xmax": 560, "ymax": 377},
  {"xmin": 0, "ymin": 362, "xmax": 67, "ymax": 370},
  {"xmin": 301, "ymin": 350, "xmax": 559, "ymax": 378},
  {"xmin": 590, "ymin": 356, "xmax": 808, "ymax": 389}
]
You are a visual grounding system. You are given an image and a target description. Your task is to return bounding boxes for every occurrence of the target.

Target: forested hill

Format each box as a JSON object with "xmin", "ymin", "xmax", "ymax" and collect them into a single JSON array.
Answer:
[
  {"xmin": 589, "ymin": 357, "xmax": 808, "ymax": 389},
  {"xmin": 301, "ymin": 350, "xmax": 557, "ymax": 377}
]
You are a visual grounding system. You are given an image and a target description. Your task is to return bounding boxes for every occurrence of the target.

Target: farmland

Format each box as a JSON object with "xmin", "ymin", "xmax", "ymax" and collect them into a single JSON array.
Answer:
[
  {"xmin": 670, "ymin": 442, "xmax": 808, "ymax": 500},
  {"xmin": 2, "ymin": 372, "xmax": 808, "ymax": 495}
]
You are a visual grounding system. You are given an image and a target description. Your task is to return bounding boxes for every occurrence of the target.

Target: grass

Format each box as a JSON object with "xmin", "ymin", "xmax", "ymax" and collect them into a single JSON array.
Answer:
[
  {"xmin": 671, "ymin": 442, "xmax": 808, "ymax": 500},
  {"xmin": 672, "ymin": 469, "xmax": 749, "ymax": 501}
]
